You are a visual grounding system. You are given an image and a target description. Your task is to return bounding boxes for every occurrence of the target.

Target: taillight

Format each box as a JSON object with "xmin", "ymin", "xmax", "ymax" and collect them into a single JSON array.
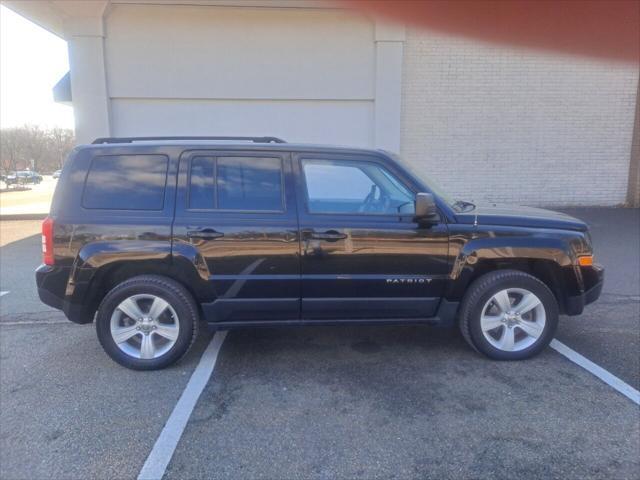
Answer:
[{"xmin": 42, "ymin": 216, "xmax": 54, "ymax": 265}]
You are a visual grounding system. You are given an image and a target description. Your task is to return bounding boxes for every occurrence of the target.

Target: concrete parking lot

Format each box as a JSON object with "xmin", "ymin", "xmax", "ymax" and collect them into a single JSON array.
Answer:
[
  {"xmin": 0, "ymin": 177, "xmax": 56, "ymax": 217},
  {"xmin": 1, "ymin": 208, "xmax": 638, "ymax": 479}
]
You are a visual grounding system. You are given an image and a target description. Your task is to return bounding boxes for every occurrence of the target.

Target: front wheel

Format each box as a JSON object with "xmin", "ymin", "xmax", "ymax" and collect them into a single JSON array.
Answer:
[
  {"xmin": 96, "ymin": 275, "xmax": 199, "ymax": 370},
  {"xmin": 458, "ymin": 270, "xmax": 558, "ymax": 360}
]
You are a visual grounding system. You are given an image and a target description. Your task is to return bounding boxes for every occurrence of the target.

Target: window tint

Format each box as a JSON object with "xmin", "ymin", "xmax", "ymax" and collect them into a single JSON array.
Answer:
[
  {"xmin": 82, "ymin": 155, "xmax": 168, "ymax": 210},
  {"xmin": 302, "ymin": 159, "xmax": 414, "ymax": 215},
  {"xmin": 304, "ymin": 163, "xmax": 373, "ymax": 201},
  {"xmin": 187, "ymin": 156, "xmax": 283, "ymax": 211},
  {"xmin": 189, "ymin": 156, "xmax": 215, "ymax": 209},
  {"xmin": 217, "ymin": 157, "xmax": 283, "ymax": 211}
]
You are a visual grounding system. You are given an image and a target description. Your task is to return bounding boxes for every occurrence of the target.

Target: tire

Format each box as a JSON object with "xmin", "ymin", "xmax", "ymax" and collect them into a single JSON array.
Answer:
[
  {"xmin": 458, "ymin": 270, "xmax": 558, "ymax": 360},
  {"xmin": 96, "ymin": 275, "xmax": 199, "ymax": 370}
]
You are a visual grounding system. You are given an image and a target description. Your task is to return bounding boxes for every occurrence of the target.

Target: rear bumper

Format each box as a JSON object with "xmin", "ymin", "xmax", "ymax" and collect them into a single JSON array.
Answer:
[
  {"xmin": 36, "ymin": 264, "xmax": 92, "ymax": 324},
  {"xmin": 565, "ymin": 264, "xmax": 604, "ymax": 316},
  {"xmin": 36, "ymin": 264, "xmax": 66, "ymax": 308},
  {"xmin": 37, "ymin": 285, "xmax": 63, "ymax": 310}
]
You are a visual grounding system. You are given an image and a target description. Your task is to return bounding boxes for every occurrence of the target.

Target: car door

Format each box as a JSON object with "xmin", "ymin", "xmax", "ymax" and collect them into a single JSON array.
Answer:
[
  {"xmin": 173, "ymin": 150, "xmax": 300, "ymax": 322},
  {"xmin": 294, "ymin": 152, "xmax": 449, "ymax": 320}
]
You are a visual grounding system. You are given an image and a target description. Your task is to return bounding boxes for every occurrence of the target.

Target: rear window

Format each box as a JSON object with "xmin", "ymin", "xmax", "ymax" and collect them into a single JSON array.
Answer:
[
  {"xmin": 82, "ymin": 154, "xmax": 168, "ymax": 210},
  {"xmin": 189, "ymin": 156, "xmax": 283, "ymax": 211}
]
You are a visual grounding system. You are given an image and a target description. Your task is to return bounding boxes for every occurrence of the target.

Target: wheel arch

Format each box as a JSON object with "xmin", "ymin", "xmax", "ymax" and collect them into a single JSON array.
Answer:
[
  {"xmin": 64, "ymin": 241, "xmax": 213, "ymax": 323},
  {"xmin": 447, "ymin": 235, "xmax": 579, "ymax": 314},
  {"xmin": 457, "ymin": 268, "xmax": 560, "ymax": 360}
]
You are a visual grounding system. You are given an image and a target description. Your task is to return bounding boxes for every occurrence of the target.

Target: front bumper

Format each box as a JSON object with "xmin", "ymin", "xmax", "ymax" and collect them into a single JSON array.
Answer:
[{"xmin": 565, "ymin": 264, "xmax": 604, "ymax": 315}]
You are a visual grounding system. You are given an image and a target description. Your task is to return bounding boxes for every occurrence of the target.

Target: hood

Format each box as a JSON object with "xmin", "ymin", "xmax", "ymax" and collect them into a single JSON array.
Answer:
[{"xmin": 456, "ymin": 204, "xmax": 588, "ymax": 231}]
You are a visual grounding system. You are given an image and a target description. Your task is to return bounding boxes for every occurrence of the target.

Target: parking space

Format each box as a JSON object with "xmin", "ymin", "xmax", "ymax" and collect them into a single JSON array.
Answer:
[
  {"xmin": 0, "ymin": 322, "xmax": 213, "ymax": 479},
  {"xmin": 1, "ymin": 209, "xmax": 638, "ymax": 479},
  {"xmin": 166, "ymin": 326, "xmax": 639, "ymax": 479}
]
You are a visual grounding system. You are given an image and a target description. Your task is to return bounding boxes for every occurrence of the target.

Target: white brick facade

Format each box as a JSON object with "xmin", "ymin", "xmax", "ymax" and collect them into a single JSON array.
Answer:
[{"xmin": 401, "ymin": 30, "xmax": 639, "ymax": 206}]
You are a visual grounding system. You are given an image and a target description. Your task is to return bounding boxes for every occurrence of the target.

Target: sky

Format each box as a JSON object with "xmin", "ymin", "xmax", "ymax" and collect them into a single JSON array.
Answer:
[{"xmin": 0, "ymin": 5, "xmax": 74, "ymax": 129}]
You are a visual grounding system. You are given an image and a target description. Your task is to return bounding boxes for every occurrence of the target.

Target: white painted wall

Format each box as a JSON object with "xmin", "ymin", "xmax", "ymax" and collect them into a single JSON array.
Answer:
[
  {"xmin": 111, "ymin": 98, "xmax": 373, "ymax": 145},
  {"xmin": 104, "ymin": 4, "xmax": 376, "ymax": 147},
  {"xmin": 402, "ymin": 30, "xmax": 639, "ymax": 206},
  {"xmin": 105, "ymin": 5, "xmax": 374, "ymax": 100}
]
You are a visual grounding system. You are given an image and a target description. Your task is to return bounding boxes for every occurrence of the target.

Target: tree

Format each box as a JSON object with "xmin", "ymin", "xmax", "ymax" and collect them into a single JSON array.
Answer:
[
  {"xmin": 0, "ymin": 125, "xmax": 75, "ymax": 175},
  {"xmin": 47, "ymin": 127, "xmax": 76, "ymax": 170},
  {"xmin": 0, "ymin": 127, "xmax": 28, "ymax": 174},
  {"xmin": 23, "ymin": 125, "xmax": 46, "ymax": 172}
]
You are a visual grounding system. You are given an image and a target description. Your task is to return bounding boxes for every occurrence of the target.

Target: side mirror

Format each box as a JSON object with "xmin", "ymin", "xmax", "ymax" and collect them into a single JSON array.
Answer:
[{"xmin": 414, "ymin": 193, "xmax": 438, "ymax": 222}]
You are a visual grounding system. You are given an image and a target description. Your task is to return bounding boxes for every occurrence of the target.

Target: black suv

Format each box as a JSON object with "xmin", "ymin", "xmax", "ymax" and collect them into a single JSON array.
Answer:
[{"xmin": 36, "ymin": 136, "xmax": 603, "ymax": 370}]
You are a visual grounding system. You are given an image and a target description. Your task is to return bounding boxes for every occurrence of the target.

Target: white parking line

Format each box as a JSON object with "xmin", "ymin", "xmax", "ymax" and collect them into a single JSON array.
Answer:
[
  {"xmin": 550, "ymin": 339, "xmax": 640, "ymax": 405},
  {"xmin": 0, "ymin": 291, "xmax": 9, "ymax": 297},
  {"xmin": 1, "ymin": 319, "xmax": 69, "ymax": 326},
  {"xmin": 137, "ymin": 331, "xmax": 228, "ymax": 480}
]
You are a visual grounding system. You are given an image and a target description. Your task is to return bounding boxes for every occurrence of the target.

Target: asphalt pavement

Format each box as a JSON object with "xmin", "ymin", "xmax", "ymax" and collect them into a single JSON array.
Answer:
[
  {"xmin": 556, "ymin": 208, "xmax": 640, "ymax": 390},
  {"xmin": 167, "ymin": 326, "xmax": 639, "ymax": 480},
  {"xmin": 0, "ymin": 323, "xmax": 212, "ymax": 480},
  {"xmin": 0, "ymin": 220, "xmax": 53, "ymax": 316},
  {"xmin": 0, "ymin": 208, "xmax": 638, "ymax": 480}
]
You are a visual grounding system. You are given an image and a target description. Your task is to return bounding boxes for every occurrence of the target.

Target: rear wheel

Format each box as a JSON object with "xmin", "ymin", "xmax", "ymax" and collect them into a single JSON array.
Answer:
[
  {"xmin": 459, "ymin": 270, "xmax": 558, "ymax": 360},
  {"xmin": 96, "ymin": 275, "xmax": 199, "ymax": 370}
]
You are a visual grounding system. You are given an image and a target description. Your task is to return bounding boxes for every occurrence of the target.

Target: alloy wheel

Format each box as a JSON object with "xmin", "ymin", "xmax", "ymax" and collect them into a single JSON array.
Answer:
[
  {"xmin": 110, "ymin": 294, "xmax": 180, "ymax": 359},
  {"xmin": 480, "ymin": 288, "xmax": 546, "ymax": 352}
]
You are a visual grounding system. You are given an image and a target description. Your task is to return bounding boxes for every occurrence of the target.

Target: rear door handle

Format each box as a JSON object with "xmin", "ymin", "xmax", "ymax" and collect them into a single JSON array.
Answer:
[
  {"xmin": 187, "ymin": 228, "xmax": 224, "ymax": 240},
  {"xmin": 308, "ymin": 230, "xmax": 347, "ymax": 242}
]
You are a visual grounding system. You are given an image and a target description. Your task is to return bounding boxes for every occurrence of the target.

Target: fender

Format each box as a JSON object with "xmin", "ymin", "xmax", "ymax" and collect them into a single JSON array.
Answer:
[
  {"xmin": 70, "ymin": 240, "xmax": 172, "ymax": 290},
  {"xmin": 63, "ymin": 240, "xmax": 213, "ymax": 323},
  {"xmin": 446, "ymin": 234, "xmax": 581, "ymax": 302}
]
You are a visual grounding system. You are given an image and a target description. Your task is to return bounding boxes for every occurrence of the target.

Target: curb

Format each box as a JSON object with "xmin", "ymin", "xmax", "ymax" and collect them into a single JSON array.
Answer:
[{"xmin": 0, "ymin": 213, "xmax": 48, "ymax": 221}]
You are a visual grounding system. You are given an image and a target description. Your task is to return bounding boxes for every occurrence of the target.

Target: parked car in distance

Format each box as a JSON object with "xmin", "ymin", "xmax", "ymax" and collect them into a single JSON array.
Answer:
[
  {"xmin": 36, "ymin": 136, "xmax": 604, "ymax": 370},
  {"xmin": 52, "ymin": 170, "xmax": 62, "ymax": 179},
  {"xmin": 5, "ymin": 170, "xmax": 43, "ymax": 185}
]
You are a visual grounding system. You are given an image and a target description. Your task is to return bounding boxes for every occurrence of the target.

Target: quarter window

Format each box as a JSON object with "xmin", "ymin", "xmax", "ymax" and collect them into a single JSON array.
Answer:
[
  {"xmin": 188, "ymin": 156, "xmax": 283, "ymax": 211},
  {"xmin": 82, "ymin": 154, "xmax": 168, "ymax": 210}
]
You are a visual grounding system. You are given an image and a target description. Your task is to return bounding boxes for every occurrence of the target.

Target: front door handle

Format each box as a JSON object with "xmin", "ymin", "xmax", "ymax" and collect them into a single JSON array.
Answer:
[
  {"xmin": 187, "ymin": 228, "xmax": 224, "ymax": 240},
  {"xmin": 308, "ymin": 230, "xmax": 347, "ymax": 242}
]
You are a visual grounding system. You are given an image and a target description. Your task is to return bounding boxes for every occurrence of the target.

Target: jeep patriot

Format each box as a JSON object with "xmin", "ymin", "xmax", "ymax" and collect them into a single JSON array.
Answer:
[{"xmin": 36, "ymin": 136, "xmax": 604, "ymax": 370}]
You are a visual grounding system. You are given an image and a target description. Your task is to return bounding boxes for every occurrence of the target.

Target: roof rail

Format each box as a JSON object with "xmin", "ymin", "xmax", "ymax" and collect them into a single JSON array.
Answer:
[{"xmin": 92, "ymin": 136, "xmax": 287, "ymax": 144}]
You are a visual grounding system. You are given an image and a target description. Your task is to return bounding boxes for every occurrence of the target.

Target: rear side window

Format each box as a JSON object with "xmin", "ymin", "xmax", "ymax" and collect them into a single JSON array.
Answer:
[
  {"xmin": 188, "ymin": 156, "xmax": 283, "ymax": 211},
  {"xmin": 189, "ymin": 156, "xmax": 215, "ymax": 210},
  {"xmin": 82, "ymin": 154, "xmax": 168, "ymax": 210}
]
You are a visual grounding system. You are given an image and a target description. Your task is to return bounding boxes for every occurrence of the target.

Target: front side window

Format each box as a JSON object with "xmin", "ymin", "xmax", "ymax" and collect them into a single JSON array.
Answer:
[
  {"xmin": 188, "ymin": 156, "xmax": 283, "ymax": 211},
  {"xmin": 302, "ymin": 159, "xmax": 414, "ymax": 215},
  {"xmin": 82, "ymin": 154, "xmax": 168, "ymax": 210}
]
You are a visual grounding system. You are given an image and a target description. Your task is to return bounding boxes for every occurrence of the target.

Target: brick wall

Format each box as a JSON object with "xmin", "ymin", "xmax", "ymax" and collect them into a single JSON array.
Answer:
[
  {"xmin": 401, "ymin": 30, "xmax": 639, "ymax": 207},
  {"xmin": 628, "ymin": 80, "xmax": 640, "ymax": 207}
]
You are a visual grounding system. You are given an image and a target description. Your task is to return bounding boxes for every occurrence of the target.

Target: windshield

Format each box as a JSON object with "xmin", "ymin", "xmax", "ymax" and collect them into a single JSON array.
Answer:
[{"xmin": 389, "ymin": 153, "xmax": 473, "ymax": 212}]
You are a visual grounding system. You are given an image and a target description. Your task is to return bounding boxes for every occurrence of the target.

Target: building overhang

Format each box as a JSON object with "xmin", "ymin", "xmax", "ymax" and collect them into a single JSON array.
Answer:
[{"xmin": 1, "ymin": 0, "xmax": 337, "ymax": 40}]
